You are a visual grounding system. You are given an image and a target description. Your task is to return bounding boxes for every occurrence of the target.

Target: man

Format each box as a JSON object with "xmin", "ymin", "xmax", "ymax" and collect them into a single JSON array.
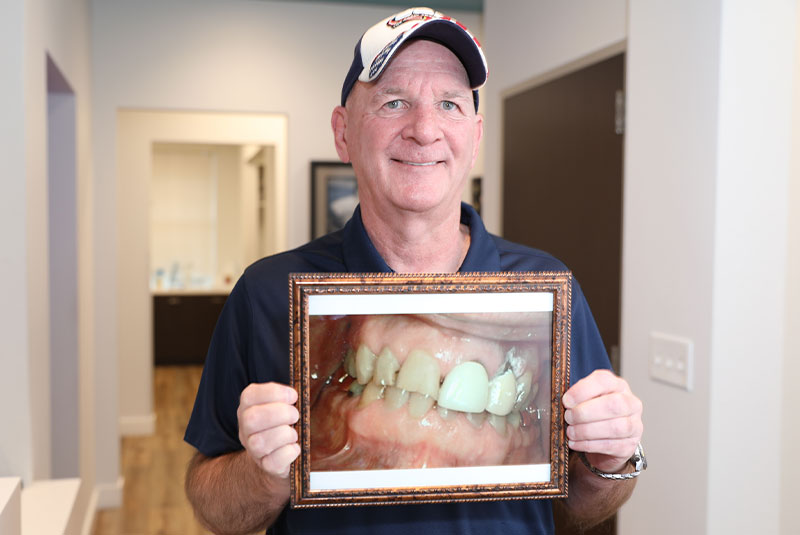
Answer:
[{"xmin": 185, "ymin": 7, "xmax": 644, "ymax": 535}]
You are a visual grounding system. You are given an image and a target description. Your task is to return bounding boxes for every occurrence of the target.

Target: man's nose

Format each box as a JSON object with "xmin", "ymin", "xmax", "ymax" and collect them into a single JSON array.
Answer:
[{"xmin": 401, "ymin": 105, "xmax": 442, "ymax": 145}]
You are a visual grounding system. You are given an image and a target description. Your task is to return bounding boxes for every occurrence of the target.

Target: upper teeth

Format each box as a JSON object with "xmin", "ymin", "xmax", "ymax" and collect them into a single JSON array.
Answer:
[
  {"xmin": 347, "ymin": 343, "xmax": 538, "ymax": 427},
  {"xmin": 395, "ymin": 350, "xmax": 441, "ymax": 400},
  {"xmin": 438, "ymin": 361, "xmax": 489, "ymax": 413},
  {"xmin": 486, "ymin": 369, "xmax": 517, "ymax": 416},
  {"xmin": 403, "ymin": 161, "xmax": 437, "ymax": 166},
  {"xmin": 374, "ymin": 347, "xmax": 400, "ymax": 386}
]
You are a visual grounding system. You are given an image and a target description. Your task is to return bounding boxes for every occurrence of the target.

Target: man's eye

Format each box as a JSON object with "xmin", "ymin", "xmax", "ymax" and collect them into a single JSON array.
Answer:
[
  {"xmin": 385, "ymin": 100, "xmax": 403, "ymax": 110},
  {"xmin": 441, "ymin": 101, "xmax": 457, "ymax": 111}
]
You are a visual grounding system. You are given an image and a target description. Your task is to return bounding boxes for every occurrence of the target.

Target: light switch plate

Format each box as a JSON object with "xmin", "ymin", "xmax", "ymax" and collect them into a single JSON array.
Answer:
[{"xmin": 649, "ymin": 332, "xmax": 693, "ymax": 391}]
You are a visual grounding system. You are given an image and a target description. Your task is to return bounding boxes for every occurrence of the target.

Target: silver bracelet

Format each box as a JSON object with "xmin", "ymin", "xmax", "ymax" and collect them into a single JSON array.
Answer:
[{"xmin": 577, "ymin": 443, "xmax": 647, "ymax": 480}]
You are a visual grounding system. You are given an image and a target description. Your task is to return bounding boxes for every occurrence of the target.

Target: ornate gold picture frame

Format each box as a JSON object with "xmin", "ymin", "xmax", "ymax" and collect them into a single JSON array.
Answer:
[{"xmin": 289, "ymin": 272, "xmax": 572, "ymax": 508}]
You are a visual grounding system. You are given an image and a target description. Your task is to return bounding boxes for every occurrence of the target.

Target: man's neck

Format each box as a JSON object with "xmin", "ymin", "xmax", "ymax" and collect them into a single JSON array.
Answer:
[{"xmin": 360, "ymin": 204, "xmax": 470, "ymax": 273}]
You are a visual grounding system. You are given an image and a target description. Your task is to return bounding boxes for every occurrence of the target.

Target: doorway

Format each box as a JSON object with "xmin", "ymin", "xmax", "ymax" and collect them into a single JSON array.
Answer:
[
  {"xmin": 502, "ymin": 53, "xmax": 624, "ymax": 367},
  {"xmin": 47, "ymin": 54, "xmax": 79, "ymax": 479},
  {"xmin": 116, "ymin": 110, "xmax": 288, "ymax": 436},
  {"xmin": 502, "ymin": 53, "xmax": 625, "ymax": 535}
]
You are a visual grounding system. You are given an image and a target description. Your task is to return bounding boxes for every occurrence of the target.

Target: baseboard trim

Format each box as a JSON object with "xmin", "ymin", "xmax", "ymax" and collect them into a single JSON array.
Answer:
[
  {"xmin": 94, "ymin": 476, "xmax": 124, "ymax": 510},
  {"xmin": 119, "ymin": 413, "xmax": 156, "ymax": 436},
  {"xmin": 80, "ymin": 486, "xmax": 98, "ymax": 535}
]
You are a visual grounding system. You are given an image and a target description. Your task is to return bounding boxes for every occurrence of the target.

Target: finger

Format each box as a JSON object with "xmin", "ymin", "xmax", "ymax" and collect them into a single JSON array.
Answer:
[
  {"xmin": 239, "ymin": 382, "xmax": 298, "ymax": 410},
  {"xmin": 238, "ymin": 402, "xmax": 299, "ymax": 442},
  {"xmin": 564, "ymin": 391, "xmax": 642, "ymax": 425},
  {"xmin": 563, "ymin": 369, "xmax": 628, "ymax": 409},
  {"xmin": 260, "ymin": 443, "xmax": 301, "ymax": 478},
  {"xmin": 245, "ymin": 424, "xmax": 299, "ymax": 460},
  {"xmin": 568, "ymin": 437, "xmax": 639, "ymax": 460},
  {"xmin": 566, "ymin": 415, "xmax": 642, "ymax": 443}
]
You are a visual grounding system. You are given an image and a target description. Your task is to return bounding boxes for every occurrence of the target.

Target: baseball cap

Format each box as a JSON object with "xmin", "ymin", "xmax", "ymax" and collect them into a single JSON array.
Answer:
[{"xmin": 340, "ymin": 7, "xmax": 488, "ymax": 111}]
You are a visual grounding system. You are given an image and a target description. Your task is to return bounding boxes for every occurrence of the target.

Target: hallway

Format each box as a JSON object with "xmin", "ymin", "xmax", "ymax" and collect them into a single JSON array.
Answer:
[{"xmin": 92, "ymin": 366, "xmax": 210, "ymax": 535}]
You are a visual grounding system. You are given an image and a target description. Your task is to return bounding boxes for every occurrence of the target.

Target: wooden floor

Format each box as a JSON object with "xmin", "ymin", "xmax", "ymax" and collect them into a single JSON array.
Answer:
[{"xmin": 92, "ymin": 365, "xmax": 212, "ymax": 535}]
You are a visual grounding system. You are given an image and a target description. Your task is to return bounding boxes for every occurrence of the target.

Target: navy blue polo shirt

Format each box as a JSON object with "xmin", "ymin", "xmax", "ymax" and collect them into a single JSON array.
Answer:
[{"xmin": 185, "ymin": 203, "xmax": 610, "ymax": 535}]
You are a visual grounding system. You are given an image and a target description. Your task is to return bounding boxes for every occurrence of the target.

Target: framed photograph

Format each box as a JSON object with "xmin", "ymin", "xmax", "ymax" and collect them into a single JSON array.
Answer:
[
  {"xmin": 289, "ymin": 272, "xmax": 572, "ymax": 508},
  {"xmin": 311, "ymin": 161, "xmax": 359, "ymax": 239}
]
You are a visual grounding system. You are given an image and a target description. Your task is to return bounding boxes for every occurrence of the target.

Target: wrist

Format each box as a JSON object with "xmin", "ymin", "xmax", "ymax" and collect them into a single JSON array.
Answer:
[
  {"xmin": 577, "ymin": 443, "xmax": 647, "ymax": 481},
  {"xmin": 583, "ymin": 452, "xmax": 629, "ymax": 474}
]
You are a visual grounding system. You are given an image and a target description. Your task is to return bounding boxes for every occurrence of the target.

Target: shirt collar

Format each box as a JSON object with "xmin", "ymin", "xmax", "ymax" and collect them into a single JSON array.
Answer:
[{"xmin": 342, "ymin": 203, "xmax": 501, "ymax": 273}]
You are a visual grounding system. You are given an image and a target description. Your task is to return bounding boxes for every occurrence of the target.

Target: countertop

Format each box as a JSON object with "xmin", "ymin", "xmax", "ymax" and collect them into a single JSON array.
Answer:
[{"xmin": 151, "ymin": 287, "xmax": 232, "ymax": 296}]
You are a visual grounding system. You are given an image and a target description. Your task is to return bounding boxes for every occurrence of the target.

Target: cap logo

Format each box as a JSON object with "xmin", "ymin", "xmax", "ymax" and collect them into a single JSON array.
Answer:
[
  {"xmin": 369, "ymin": 32, "xmax": 404, "ymax": 79},
  {"xmin": 386, "ymin": 8, "xmax": 439, "ymax": 29}
]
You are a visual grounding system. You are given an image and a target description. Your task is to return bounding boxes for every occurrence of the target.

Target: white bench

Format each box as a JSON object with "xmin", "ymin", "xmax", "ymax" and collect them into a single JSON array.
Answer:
[
  {"xmin": 0, "ymin": 478, "xmax": 21, "ymax": 535},
  {"xmin": 20, "ymin": 478, "xmax": 81, "ymax": 535}
]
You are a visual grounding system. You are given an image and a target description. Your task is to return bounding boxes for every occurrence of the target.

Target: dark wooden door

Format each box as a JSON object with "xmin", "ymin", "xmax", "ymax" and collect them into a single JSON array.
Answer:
[{"xmin": 502, "ymin": 53, "xmax": 625, "ymax": 535}]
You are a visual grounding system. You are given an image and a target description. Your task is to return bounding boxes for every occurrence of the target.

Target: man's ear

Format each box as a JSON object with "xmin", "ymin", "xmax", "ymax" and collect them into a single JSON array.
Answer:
[
  {"xmin": 470, "ymin": 113, "xmax": 484, "ymax": 169},
  {"xmin": 331, "ymin": 106, "xmax": 350, "ymax": 163}
]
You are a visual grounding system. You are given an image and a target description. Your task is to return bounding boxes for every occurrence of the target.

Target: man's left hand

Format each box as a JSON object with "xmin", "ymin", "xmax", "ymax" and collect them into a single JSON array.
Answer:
[{"xmin": 562, "ymin": 369, "xmax": 643, "ymax": 474}]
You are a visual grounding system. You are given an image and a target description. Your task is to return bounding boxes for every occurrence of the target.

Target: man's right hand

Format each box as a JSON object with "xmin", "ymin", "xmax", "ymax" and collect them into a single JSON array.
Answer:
[
  {"xmin": 237, "ymin": 382, "xmax": 301, "ymax": 479},
  {"xmin": 187, "ymin": 385, "xmax": 299, "ymax": 534}
]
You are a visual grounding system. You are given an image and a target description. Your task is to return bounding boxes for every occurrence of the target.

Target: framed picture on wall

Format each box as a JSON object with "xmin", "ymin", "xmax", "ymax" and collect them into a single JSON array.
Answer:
[
  {"xmin": 288, "ymin": 271, "xmax": 573, "ymax": 508},
  {"xmin": 311, "ymin": 161, "xmax": 359, "ymax": 240},
  {"xmin": 471, "ymin": 176, "xmax": 482, "ymax": 215}
]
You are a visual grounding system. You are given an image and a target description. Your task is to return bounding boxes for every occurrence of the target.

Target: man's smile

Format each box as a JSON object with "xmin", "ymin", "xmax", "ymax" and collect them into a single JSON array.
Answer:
[{"xmin": 392, "ymin": 159, "xmax": 443, "ymax": 166}]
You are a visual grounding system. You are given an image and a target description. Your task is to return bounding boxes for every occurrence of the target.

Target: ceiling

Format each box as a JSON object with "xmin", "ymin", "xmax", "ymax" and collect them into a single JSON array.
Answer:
[{"xmin": 268, "ymin": 0, "xmax": 483, "ymax": 13}]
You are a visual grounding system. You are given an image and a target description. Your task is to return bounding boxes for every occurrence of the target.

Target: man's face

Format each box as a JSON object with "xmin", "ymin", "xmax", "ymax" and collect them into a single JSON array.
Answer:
[{"xmin": 333, "ymin": 39, "xmax": 483, "ymax": 218}]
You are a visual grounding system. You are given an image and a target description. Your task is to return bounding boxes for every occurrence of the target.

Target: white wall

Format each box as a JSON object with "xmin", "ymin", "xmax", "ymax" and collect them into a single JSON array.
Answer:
[
  {"xmin": 621, "ymin": 1, "xmax": 721, "ymax": 532},
  {"xmin": 783, "ymin": 7, "xmax": 800, "ymax": 529},
  {"xmin": 484, "ymin": 0, "xmax": 798, "ymax": 533},
  {"xmin": 622, "ymin": 1, "xmax": 796, "ymax": 533},
  {"xmin": 0, "ymin": 0, "xmax": 34, "ymax": 486},
  {"xmin": 706, "ymin": 3, "xmax": 793, "ymax": 532},
  {"xmin": 150, "ymin": 143, "xmax": 248, "ymax": 288},
  {"xmin": 0, "ymin": 0, "xmax": 95, "ymax": 527}
]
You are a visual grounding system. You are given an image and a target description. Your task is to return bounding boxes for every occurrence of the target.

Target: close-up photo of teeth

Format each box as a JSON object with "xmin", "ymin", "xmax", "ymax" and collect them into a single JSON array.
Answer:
[{"xmin": 307, "ymin": 313, "xmax": 552, "ymax": 473}]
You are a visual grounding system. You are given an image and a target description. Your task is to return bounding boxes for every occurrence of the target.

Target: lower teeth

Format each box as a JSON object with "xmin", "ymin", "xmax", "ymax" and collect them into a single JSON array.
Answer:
[
  {"xmin": 408, "ymin": 393, "xmax": 435, "ymax": 418},
  {"xmin": 488, "ymin": 413, "xmax": 507, "ymax": 435},
  {"xmin": 437, "ymin": 406, "xmax": 456, "ymax": 421},
  {"xmin": 358, "ymin": 381, "xmax": 384, "ymax": 408},
  {"xmin": 384, "ymin": 386, "xmax": 409, "ymax": 410},
  {"xmin": 465, "ymin": 411, "xmax": 487, "ymax": 428}
]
